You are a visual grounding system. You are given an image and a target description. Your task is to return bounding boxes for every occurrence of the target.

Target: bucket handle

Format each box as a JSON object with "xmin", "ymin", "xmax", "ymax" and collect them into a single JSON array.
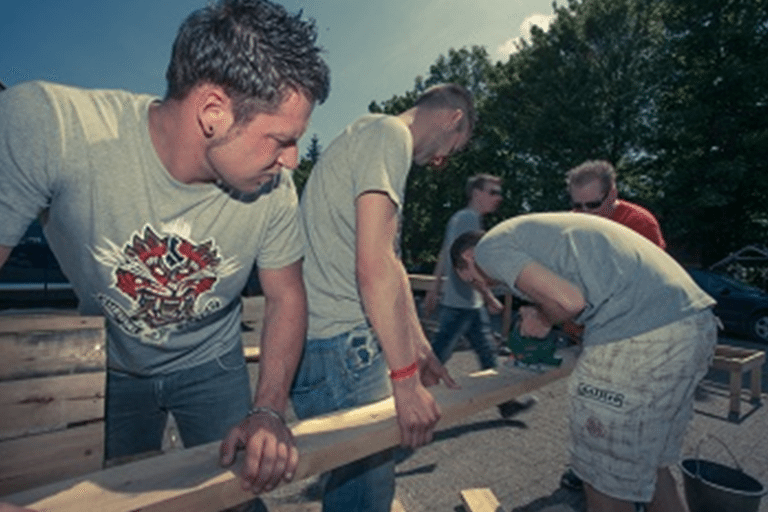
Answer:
[{"xmin": 693, "ymin": 434, "xmax": 743, "ymax": 478}]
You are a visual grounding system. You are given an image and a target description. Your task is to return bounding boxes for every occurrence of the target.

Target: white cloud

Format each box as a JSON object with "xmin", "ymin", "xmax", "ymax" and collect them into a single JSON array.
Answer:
[{"xmin": 495, "ymin": 13, "xmax": 556, "ymax": 60}]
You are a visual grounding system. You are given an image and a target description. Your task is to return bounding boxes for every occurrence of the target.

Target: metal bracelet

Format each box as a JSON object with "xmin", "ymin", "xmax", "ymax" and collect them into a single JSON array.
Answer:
[{"xmin": 247, "ymin": 406, "xmax": 286, "ymax": 426}]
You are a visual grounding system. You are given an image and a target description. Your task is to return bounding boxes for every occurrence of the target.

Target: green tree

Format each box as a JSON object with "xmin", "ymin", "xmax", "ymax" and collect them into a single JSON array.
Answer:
[
  {"xmin": 292, "ymin": 133, "xmax": 322, "ymax": 197},
  {"xmin": 488, "ymin": 0, "xmax": 666, "ymax": 215},
  {"xmin": 652, "ymin": 0, "xmax": 768, "ymax": 264}
]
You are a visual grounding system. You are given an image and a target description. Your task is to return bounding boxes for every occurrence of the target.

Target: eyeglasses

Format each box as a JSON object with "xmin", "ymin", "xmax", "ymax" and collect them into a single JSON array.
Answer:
[
  {"xmin": 486, "ymin": 188, "xmax": 502, "ymax": 196},
  {"xmin": 572, "ymin": 191, "xmax": 608, "ymax": 210}
]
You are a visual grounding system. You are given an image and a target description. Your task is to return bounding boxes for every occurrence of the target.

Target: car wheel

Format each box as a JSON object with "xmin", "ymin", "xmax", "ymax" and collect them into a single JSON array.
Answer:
[{"xmin": 750, "ymin": 312, "xmax": 768, "ymax": 343}]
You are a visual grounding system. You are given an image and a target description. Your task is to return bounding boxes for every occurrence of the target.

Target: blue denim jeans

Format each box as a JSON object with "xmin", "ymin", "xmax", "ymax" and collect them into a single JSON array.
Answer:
[
  {"xmin": 104, "ymin": 341, "xmax": 252, "ymax": 460},
  {"xmin": 290, "ymin": 325, "xmax": 395, "ymax": 512},
  {"xmin": 430, "ymin": 305, "xmax": 497, "ymax": 370}
]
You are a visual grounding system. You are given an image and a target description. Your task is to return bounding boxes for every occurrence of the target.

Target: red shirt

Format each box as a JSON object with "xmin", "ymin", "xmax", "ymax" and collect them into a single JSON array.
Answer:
[{"xmin": 611, "ymin": 200, "xmax": 666, "ymax": 249}]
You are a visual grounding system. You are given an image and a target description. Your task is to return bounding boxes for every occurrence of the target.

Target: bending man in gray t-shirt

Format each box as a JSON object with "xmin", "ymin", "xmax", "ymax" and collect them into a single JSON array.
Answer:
[{"xmin": 450, "ymin": 212, "xmax": 717, "ymax": 512}]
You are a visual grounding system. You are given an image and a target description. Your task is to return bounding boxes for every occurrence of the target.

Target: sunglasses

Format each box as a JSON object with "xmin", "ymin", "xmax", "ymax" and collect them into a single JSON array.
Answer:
[
  {"xmin": 486, "ymin": 188, "xmax": 502, "ymax": 196},
  {"xmin": 572, "ymin": 191, "xmax": 608, "ymax": 210}
]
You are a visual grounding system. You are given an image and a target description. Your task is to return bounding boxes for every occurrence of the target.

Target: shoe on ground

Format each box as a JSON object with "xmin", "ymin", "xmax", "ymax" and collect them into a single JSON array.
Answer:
[
  {"xmin": 560, "ymin": 467, "xmax": 583, "ymax": 491},
  {"xmin": 497, "ymin": 395, "xmax": 538, "ymax": 418}
]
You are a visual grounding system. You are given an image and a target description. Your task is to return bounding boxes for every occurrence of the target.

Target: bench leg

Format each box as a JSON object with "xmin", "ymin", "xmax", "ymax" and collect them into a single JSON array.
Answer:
[
  {"xmin": 750, "ymin": 367, "xmax": 762, "ymax": 404},
  {"xmin": 728, "ymin": 370, "xmax": 741, "ymax": 422}
]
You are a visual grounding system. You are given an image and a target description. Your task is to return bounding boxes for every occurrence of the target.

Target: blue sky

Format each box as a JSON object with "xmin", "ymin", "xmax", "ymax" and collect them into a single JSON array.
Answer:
[{"xmin": 1, "ymin": 0, "xmax": 556, "ymax": 154}]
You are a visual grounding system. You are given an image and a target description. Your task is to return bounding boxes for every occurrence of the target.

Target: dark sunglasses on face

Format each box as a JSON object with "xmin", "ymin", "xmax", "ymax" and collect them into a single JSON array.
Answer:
[
  {"xmin": 572, "ymin": 191, "xmax": 608, "ymax": 210},
  {"xmin": 486, "ymin": 188, "xmax": 502, "ymax": 196}
]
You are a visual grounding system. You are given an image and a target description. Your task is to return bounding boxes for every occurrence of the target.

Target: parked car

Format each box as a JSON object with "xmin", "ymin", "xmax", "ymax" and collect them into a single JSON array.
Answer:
[
  {"xmin": 0, "ymin": 222, "xmax": 77, "ymax": 309},
  {"xmin": 687, "ymin": 267, "xmax": 768, "ymax": 343}
]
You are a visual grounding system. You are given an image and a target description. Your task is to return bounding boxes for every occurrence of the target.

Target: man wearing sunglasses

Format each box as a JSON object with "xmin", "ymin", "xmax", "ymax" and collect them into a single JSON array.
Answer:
[
  {"xmin": 424, "ymin": 174, "xmax": 539, "ymax": 418},
  {"xmin": 424, "ymin": 174, "xmax": 504, "ymax": 370},
  {"xmin": 566, "ymin": 160, "xmax": 665, "ymax": 248}
]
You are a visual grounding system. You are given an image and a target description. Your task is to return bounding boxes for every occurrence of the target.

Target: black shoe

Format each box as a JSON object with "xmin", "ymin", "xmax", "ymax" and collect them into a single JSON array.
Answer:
[
  {"xmin": 560, "ymin": 468, "xmax": 583, "ymax": 491},
  {"xmin": 497, "ymin": 395, "xmax": 538, "ymax": 418}
]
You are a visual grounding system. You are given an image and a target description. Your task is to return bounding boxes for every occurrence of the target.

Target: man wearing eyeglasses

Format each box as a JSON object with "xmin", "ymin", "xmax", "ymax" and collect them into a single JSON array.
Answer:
[
  {"xmin": 566, "ymin": 160, "xmax": 665, "ymax": 248},
  {"xmin": 424, "ymin": 174, "xmax": 504, "ymax": 369},
  {"xmin": 424, "ymin": 174, "xmax": 539, "ymax": 418}
]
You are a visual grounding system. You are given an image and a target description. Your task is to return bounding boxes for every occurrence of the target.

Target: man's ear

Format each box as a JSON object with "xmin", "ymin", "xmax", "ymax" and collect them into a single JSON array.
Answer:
[
  {"xmin": 195, "ymin": 85, "xmax": 233, "ymax": 139},
  {"xmin": 608, "ymin": 184, "xmax": 619, "ymax": 202},
  {"xmin": 461, "ymin": 248, "xmax": 475, "ymax": 269},
  {"xmin": 448, "ymin": 108, "xmax": 464, "ymax": 131}
]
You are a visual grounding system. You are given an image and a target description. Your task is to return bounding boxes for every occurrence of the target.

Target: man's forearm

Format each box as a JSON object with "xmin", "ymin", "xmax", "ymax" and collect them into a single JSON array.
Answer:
[
  {"xmin": 253, "ymin": 263, "xmax": 308, "ymax": 414},
  {"xmin": 359, "ymin": 254, "xmax": 422, "ymax": 370},
  {"xmin": 254, "ymin": 293, "xmax": 306, "ymax": 412}
]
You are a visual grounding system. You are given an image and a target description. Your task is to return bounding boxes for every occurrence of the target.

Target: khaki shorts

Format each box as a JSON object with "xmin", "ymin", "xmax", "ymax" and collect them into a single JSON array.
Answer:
[{"xmin": 568, "ymin": 310, "xmax": 718, "ymax": 503}]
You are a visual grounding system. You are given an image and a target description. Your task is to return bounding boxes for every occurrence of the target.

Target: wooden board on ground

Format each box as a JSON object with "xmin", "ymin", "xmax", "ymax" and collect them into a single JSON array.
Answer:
[
  {"xmin": 5, "ymin": 348, "xmax": 578, "ymax": 512},
  {"xmin": 460, "ymin": 488, "xmax": 505, "ymax": 512}
]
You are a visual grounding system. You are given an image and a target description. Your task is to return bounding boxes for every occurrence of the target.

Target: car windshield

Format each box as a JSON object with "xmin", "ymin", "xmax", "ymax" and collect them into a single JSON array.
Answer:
[{"xmin": 703, "ymin": 270, "xmax": 764, "ymax": 293}]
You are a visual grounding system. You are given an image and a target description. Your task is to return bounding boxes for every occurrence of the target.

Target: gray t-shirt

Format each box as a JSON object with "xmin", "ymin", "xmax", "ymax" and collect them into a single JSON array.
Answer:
[
  {"xmin": 301, "ymin": 114, "xmax": 413, "ymax": 339},
  {"xmin": 474, "ymin": 212, "xmax": 715, "ymax": 346},
  {"xmin": 439, "ymin": 208, "xmax": 483, "ymax": 309},
  {"xmin": 0, "ymin": 81, "xmax": 303, "ymax": 375}
]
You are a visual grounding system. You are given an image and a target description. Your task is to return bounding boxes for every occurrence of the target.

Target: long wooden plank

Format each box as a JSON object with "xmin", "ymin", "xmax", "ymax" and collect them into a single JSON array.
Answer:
[
  {"xmin": 407, "ymin": 274, "xmax": 441, "ymax": 292},
  {"xmin": 0, "ymin": 372, "xmax": 105, "ymax": 440},
  {"xmin": 4, "ymin": 348, "xmax": 578, "ymax": 511},
  {"xmin": 0, "ymin": 422, "xmax": 103, "ymax": 496}
]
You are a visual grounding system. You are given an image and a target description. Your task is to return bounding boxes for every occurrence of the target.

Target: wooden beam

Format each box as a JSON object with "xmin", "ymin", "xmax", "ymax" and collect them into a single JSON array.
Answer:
[
  {"xmin": 0, "ymin": 316, "xmax": 105, "ymax": 380},
  {"xmin": 408, "ymin": 274, "xmax": 440, "ymax": 292},
  {"xmin": 4, "ymin": 348, "xmax": 578, "ymax": 511},
  {"xmin": 0, "ymin": 373, "xmax": 105, "ymax": 440},
  {"xmin": 0, "ymin": 314, "xmax": 102, "ymax": 334},
  {"xmin": 0, "ymin": 422, "xmax": 103, "ymax": 496}
]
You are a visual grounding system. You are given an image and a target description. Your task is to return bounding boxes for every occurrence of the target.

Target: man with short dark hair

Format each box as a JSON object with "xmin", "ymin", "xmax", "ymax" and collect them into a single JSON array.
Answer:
[
  {"xmin": 451, "ymin": 213, "xmax": 717, "ymax": 512},
  {"xmin": 294, "ymin": 83, "xmax": 472, "ymax": 512},
  {"xmin": 0, "ymin": 0, "xmax": 330, "ymax": 496}
]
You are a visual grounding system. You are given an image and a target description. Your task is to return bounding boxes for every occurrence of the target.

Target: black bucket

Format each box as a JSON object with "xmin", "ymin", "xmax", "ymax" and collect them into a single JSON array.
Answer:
[{"xmin": 680, "ymin": 435, "xmax": 766, "ymax": 512}]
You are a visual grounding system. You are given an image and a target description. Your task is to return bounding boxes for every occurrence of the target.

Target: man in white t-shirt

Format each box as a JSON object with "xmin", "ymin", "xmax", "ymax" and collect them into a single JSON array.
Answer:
[{"xmin": 295, "ymin": 84, "xmax": 474, "ymax": 512}]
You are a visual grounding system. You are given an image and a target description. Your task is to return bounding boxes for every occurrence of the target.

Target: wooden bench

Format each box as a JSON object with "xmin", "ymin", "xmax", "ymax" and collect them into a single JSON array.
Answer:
[
  {"xmin": 0, "ymin": 313, "xmax": 106, "ymax": 496},
  {"xmin": 710, "ymin": 344, "xmax": 765, "ymax": 421}
]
